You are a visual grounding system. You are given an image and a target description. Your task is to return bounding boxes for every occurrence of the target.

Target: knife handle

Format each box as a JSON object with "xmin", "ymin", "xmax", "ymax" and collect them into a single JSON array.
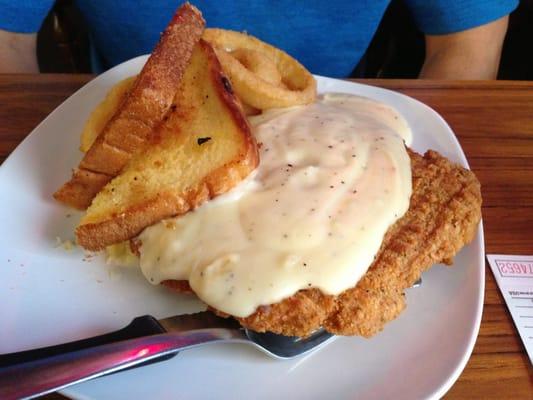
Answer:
[
  {"xmin": 0, "ymin": 328, "xmax": 242, "ymax": 400},
  {"xmin": 0, "ymin": 315, "xmax": 174, "ymax": 368}
]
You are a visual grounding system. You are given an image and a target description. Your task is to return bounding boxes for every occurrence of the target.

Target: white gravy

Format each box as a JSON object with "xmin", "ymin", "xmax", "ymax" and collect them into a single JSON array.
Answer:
[{"xmin": 139, "ymin": 93, "xmax": 412, "ymax": 317}]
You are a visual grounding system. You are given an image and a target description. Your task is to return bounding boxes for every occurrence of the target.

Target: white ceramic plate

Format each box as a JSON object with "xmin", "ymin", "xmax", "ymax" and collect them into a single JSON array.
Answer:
[{"xmin": 0, "ymin": 55, "xmax": 484, "ymax": 400}]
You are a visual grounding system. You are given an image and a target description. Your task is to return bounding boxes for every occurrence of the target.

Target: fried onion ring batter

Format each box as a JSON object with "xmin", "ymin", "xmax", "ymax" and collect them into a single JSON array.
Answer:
[
  {"xmin": 230, "ymin": 48, "xmax": 282, "ymax": 86},
  {"xmin": 203, "ymin": 28, "xmax": 316, "ymax": 110}
]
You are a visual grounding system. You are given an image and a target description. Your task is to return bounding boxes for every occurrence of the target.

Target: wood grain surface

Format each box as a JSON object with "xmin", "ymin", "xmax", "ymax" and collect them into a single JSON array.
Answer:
[{"xmin": 0, "ymin": 75, "xmax": 532, "ymax": 399}]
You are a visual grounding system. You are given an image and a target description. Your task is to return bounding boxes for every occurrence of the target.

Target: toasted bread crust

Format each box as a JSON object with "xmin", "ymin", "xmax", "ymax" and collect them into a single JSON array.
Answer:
[
  {"xmin": 162, "ymin": 149, "xmax": 482, "ymax": 337},
  {"xmin": 76, "ymin": 156, "xmax": 257, "ymax": 250},
  {"xmin": 53, "ymin": 169, "xmax": 113, "ymax": 210},
  {"xmin": 54, "ymin": 3, "xmax": 205, "ymax": 210},
  {"xmin": 76, "ymin": 40, "xmax": 259, "ymax": 251}
]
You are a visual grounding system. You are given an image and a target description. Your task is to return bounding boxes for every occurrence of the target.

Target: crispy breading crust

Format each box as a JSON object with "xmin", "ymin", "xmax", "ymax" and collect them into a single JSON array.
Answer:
[
  {"xmin": 54, "ymin": 3, "xmax": 205, "ymax": 210},
  {"xmin": 162, "ymin": 149, "xmax": 482, "ymax": 337}
]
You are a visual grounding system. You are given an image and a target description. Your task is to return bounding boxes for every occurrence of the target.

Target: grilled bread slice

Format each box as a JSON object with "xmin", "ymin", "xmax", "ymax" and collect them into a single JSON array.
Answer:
[
  {"xmin": 54, "ymin": 3, "xmax": 205, "ymax": 210},
  {"xmin": 79, "ymin": 76, "xmax": 136, "ymax": 153},
  {"xmin": 76, "ymin": 39, "xmax": 259, "ymax": 251}
]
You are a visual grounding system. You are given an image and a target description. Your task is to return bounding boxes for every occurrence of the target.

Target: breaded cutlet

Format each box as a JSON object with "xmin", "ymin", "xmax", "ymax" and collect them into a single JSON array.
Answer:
[{"xmin": 162, "ymin": 149, "xmax": 482, "ymax": 337}]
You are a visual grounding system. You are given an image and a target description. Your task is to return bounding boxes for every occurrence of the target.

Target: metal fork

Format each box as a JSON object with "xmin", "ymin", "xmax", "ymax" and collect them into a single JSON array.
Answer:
[
  {"xmin": 0, "ymin": 313, "xmax": 334, "ymax": 400},
  {"xmin": 0, "ymin": 278, "xmax": 421, "ymax": 399}
]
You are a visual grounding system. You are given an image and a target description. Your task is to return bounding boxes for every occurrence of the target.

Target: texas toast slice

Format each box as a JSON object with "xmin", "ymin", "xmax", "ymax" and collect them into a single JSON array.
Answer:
[
  {"xmin": 76, "ymin": 39, "xmax": 259, "ymax": 251},
  {"xmin": 54, "ymin": 3, "xmax": 205, "ymax": 210}
]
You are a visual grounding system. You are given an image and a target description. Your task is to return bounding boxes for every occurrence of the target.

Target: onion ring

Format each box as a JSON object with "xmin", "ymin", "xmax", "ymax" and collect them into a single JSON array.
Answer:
[
  {"xmin": 228, "ymin": 48, "xmax": 281, "ymax": 115},
  {"xmin": 229, "ymin": 48, "xmax": 283, "ymax": 87},
  {"xmin": 203, "ymin": 28, "xmax": 316, "ymax": 110}
]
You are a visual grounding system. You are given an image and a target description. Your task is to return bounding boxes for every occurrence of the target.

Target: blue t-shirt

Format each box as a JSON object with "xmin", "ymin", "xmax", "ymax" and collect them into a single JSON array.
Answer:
[{"xmin": 0, "ymin": 0, "xmax": 518, "ymax": 77}]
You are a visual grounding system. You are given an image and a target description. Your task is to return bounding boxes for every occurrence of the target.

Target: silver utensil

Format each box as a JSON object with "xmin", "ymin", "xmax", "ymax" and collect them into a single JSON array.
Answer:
[
  {"xmin": 0, "ymin": 278, "xmax": 422, "ymax": 399},
  {"xmin": 0, "ymin": 311, "xmax": 334, "ymax": 400}
]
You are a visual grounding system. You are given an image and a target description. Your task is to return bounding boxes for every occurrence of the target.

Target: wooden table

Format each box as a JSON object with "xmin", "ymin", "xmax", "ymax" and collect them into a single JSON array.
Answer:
[{"xmin": 0, "ymin": 75, "xmax": 531, "ymax": 399}]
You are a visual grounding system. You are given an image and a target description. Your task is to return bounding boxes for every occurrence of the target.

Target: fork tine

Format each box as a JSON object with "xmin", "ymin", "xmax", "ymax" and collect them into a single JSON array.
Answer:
[
  {"xmin": 245, "ymin": 328, "xmax": 334, "ymax": 359},
  {"xmin": 412, "ymin": 278, "xmax": 422, "ymax": 288}
]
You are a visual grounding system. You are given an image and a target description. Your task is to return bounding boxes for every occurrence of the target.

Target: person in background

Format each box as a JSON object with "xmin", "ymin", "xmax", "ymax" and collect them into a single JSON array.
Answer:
[{"xmin": 0, "ymin": 0, "xmax": 518, "ymax": 79}]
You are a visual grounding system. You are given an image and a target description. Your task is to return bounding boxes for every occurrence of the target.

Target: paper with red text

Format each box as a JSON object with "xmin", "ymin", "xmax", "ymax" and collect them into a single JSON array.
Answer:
[{"xmin": 487, "ymin": 254, "xmax": 533, "ymax": 365}]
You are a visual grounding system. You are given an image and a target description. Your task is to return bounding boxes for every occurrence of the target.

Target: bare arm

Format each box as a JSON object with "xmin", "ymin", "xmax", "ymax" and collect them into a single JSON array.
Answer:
[
  {"xmin": 0, "ymin": 29, "xmax": 39, "ymax": 73},
  {"xmin": 420, "ymin": 16, "xmax": 509, "ymax": 79}
]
